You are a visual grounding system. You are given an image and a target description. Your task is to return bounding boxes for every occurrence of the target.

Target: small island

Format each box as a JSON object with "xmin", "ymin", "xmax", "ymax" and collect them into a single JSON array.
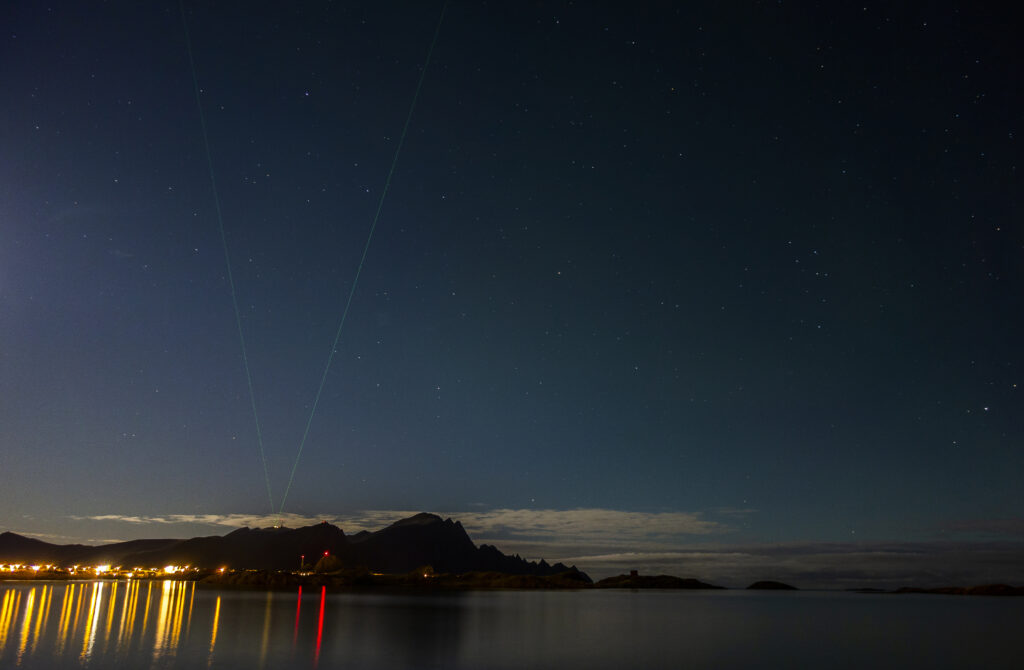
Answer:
[
  {"xmin": 747, "ymin": 580, "xmax": 798, "ymax": 590},
  {"xmin": 594, "ymin": 572, "xmax": 723, "ymax": 589},
  {"xmin": 849, "ymin": 584, "xmax": 1024, "ymax": 597}
]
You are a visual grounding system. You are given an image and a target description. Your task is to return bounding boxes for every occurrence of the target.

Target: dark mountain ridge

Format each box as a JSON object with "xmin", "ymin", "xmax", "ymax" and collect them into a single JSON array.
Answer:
[
  {"xmin": 0, "ymin": 513, "xmax": 589, "ymax": 581},
  {"xmin": 0, "ymin": 531, "xmax": 180, "ymax": 566}
]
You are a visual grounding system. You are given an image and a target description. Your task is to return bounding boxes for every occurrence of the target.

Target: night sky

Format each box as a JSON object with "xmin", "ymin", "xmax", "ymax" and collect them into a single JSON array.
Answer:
[{"xmin": 2, "ymin": 2, "xmax": 1021, "ymax": 586}]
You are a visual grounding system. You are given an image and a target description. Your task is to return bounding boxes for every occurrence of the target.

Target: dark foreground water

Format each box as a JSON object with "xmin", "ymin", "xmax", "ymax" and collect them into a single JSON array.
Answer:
[{"xmin": 0, "ymin": 580, "xmax": 1019, "ymax": 668}]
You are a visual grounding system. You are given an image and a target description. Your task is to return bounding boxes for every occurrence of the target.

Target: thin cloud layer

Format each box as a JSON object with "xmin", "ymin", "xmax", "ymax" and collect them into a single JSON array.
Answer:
[
  {"xmin": 63, "ymin": 510, "xmax": 1024, "ymax": 588},
  {"xmin": 455, "ymin": 508, "xmax": 724, "ymax": 540},
  {"xmin": 74, "ymin": 508, "xmax": 728, "ymax": 541},
  {"xmin": 549, "ymin": 541, "xmax": 1024, "ymax": 588}
]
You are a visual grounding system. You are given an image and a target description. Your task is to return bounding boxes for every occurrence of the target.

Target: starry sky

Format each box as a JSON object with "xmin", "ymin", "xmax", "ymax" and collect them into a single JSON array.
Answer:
[{"xmin": 1, "ymin": 2, "xmax": 1021, "ymax": 585}]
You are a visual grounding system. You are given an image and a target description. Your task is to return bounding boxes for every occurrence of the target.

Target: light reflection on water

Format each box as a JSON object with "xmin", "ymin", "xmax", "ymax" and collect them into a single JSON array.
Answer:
[
  {"xmin": 0, "ymin": 580, "xmax": 328, "ymax": 669},
  {"xmin": 0, "ymin": 581, "xmax": 1022, "ymax": 669},
  {"xmin": 0, "ymin": 581, "xmax": 207, "ymax": 668}
]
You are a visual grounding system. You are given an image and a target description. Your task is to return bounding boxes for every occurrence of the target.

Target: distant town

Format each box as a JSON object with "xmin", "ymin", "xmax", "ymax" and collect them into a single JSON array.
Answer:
[{"xmin": 0, "ymin": 563, "xmax": 214, "ymax": 580}]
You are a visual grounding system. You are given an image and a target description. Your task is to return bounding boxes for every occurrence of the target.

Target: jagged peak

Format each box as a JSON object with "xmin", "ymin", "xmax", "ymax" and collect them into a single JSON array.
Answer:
[{"xmin": 389, "ymin": 512, "xmax": 444, "ymax": 527}]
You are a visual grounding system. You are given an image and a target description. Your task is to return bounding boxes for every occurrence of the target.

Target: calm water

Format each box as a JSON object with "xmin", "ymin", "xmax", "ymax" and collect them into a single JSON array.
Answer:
[{"xmin": 0, "ymin": 580, "xmax": 1019, "ymax": 668}]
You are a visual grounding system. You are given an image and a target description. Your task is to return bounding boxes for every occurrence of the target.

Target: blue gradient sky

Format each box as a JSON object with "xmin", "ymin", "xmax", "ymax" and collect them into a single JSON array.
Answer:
[{"xmin": 1, "ymin": 2, "xmax": 1021, "ymax": 584}]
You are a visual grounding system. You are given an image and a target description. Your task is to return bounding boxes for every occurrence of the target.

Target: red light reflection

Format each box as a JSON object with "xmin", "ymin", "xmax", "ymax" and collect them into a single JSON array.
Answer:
[
  {"xmin": 293, "ymin": 586, "xmax": 302, "ymax": 646},
  {"xmin": 314, "ymin": 586, "xmax": 325, "ymax": 666}
]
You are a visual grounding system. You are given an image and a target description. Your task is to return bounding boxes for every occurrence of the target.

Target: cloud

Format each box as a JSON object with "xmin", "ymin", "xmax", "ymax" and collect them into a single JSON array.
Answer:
[
  {"xmin": 454, "ymin": 508, "xmax": 726, "ymax": 541},
  {"xmin": 73, "ymin": 508, "xmax": 728, "ymax": 541},
  {"xmin": 76, "ymin": 515, "xmax": 158, "ymax": 524},
  {"xmin": 74, "ymin": 512, "xmax": 340, "ymax": 529},
  {"xmin": 548, "ymin": 540, "xmax": 1024, "ymax": 588},
  {"xmin": 69, "ymin": 508, "xmax": 736, "ymax": 579},
  {"xmin": 70, "ymin": 508, "xmax": 732, "ymax": 565},
  {"xmin": 61, "ymin": 510, "xmax": 1024, "ymax": 588}
]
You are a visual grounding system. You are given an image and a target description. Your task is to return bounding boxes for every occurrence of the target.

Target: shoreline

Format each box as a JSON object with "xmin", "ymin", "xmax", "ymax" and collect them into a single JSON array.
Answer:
[{"xmin": 3, "ymin": 571, "xmax": 1022, "ymax": 596}]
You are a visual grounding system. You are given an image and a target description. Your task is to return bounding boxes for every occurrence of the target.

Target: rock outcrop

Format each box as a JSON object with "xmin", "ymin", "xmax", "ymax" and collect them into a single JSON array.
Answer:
[{"xmin": 746, "ymin": 580, "xmax": 798, "ymax": 590}]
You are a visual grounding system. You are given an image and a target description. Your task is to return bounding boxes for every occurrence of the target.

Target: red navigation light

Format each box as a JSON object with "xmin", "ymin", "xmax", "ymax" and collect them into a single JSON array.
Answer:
[{"xmin": 324, "ymin": 551, "xmax": 329, "ymax": 556}]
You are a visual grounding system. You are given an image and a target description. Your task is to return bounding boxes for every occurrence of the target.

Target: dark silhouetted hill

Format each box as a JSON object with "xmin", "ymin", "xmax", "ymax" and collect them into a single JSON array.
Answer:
[
  {"xmin": 119, "ymin": 522, "xmax": 349, "ymax": 570},
  {"xmin": 0, "ymin": 531, "xmax": 179, "ymax": 566},
  {"xmin": 594, "ymin": 573, "xmax": 723, "ymax": 589}
]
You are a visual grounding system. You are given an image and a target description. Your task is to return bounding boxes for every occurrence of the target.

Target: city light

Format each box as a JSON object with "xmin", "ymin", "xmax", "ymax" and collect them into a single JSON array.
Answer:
[{"xmin": 0, "ymin": 562, "xmax": 212, "ymax": 580}]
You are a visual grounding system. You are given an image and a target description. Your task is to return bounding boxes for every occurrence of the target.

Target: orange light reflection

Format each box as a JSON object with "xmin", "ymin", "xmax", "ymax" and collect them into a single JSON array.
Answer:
[
  {"xmin": 16, "ymin": 587, "xmax": 36, "ymax": 664},
  {"xmin": 207, "ymin": 595, "xmax": 221, "ymax": 668}
]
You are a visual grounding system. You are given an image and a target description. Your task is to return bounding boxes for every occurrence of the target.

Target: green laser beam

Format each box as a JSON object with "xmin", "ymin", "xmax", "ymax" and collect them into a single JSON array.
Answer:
[
  {"xmin": 179, "ymin": 1, "xmax": 275, "ymax": 515},
  {"xmin": 276, "ymin": 1, "xmax": 449, "ymax": 520}
]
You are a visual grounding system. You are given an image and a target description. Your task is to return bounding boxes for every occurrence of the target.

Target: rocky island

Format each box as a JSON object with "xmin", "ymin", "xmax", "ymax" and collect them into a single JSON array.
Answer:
[
  {"xmin": 594, "ymin": 572, "xmax": 723, "ymax": 589},
  {"xmin": 747, "ymin": 580, "xmax": 798, "ymax": 590}
]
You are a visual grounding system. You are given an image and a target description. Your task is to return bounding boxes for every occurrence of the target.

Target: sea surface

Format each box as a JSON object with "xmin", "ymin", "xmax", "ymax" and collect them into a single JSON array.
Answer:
[{"xmin": 0, "ymin": 580, "xmax": 1019, "ymax": 669}]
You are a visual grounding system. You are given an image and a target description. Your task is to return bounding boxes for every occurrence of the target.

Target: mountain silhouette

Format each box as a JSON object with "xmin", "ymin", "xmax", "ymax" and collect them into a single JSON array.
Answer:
[{"xmin": 0, "ymin": 513, "xmax": 589, "ymax": 581}]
